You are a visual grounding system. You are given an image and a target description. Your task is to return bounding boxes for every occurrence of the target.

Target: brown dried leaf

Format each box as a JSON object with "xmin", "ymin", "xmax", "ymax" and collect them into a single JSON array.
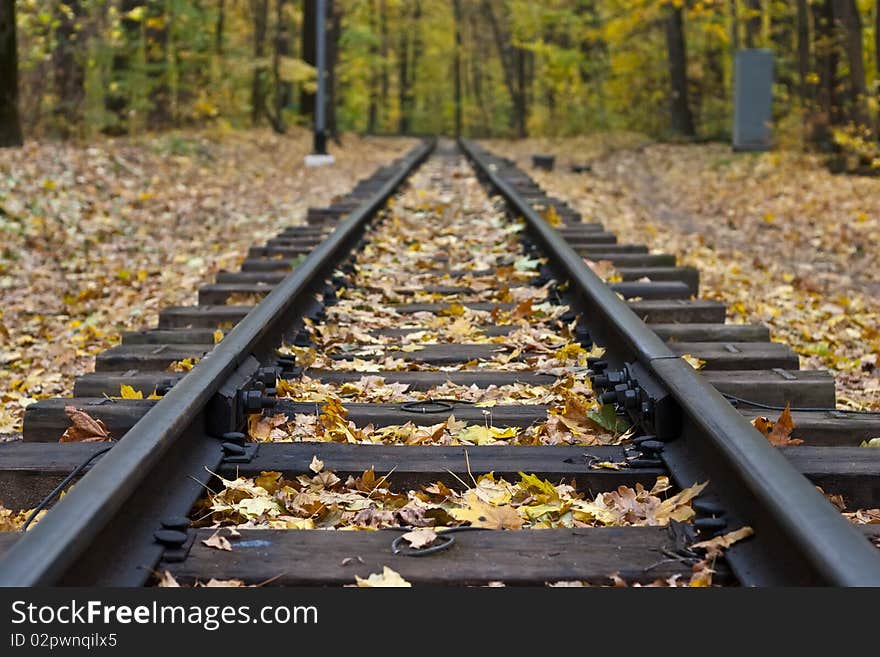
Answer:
[
  {"xmin": 59, "ymin": 406, "xmax": 112, "ymax": 443},
  {"xmin": 449, "ymin": 491, "xmax": 525, "ymax": 529},
  {"xmin": 766, "ymin": 404, "xmax": 803, "ymax": 446},
  {"xmin": 692, "ymin": 525, "xmax": 755, "ymax": 558}
]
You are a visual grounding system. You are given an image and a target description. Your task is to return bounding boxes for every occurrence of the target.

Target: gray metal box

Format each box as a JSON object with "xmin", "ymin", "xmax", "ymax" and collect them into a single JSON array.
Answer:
[{"xmin": 733, "ymin": 49, "xmax": 773, "ymax": 151}]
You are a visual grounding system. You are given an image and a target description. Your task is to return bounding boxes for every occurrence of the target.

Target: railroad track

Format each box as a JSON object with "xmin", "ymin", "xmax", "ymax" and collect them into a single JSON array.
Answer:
[{"xmin": 0, "ymin": 137, "xmax": 878, "ymax": 586}]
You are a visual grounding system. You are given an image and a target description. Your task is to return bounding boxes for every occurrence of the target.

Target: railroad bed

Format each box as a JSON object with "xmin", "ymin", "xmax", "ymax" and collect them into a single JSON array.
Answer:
[{"xmin": 0, "ymin": 139, "xmax": 878, "ymax": 586}]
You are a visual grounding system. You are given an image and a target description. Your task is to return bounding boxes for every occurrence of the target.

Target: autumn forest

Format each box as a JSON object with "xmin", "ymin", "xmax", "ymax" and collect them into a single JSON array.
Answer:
[{"xmin": 0, "ymin": 1, "xmax": 877, "ymax": 154}]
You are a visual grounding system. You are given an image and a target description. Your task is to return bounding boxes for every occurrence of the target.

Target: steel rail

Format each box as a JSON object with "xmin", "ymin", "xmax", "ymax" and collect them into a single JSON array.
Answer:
[
  {"xmin": 0, "ymin": 139, "xmax": 434, "ymax": 586},
  {"xmin": 460, "ymin": 138, "xmax": 880, "ymax": 586}
]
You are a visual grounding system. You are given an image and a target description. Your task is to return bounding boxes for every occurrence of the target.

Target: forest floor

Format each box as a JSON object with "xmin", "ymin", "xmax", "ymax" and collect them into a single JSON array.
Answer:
[
  {"xmin": 487, "ymin": 135, "xmax": 880, "ymax": 410},
  {"xmin": 0, "ymin": 128, "xmax": 413, "ymax": 434}
]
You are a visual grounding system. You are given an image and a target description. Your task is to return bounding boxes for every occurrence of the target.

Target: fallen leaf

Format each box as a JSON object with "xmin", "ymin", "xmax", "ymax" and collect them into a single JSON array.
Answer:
[
  {"xmin": 440, "ymin": 302, "xmax": 465, "ymax": 317},
  {"xmin": 692, "ymin": 526, "xmax": 755, "ymax": 557},
  {"xmin": 457, "ymin": 424, "xmax": 519, "ymax": 445},
  {"xmin": 59, "ymin": 406, "xmax": 112, "ymax": 443},
  {"xmin": 587, "ymin": 404, "xmax": 631, "ymax": 435},
  {"xmin": 681, "ymin": 353, "xmax": 706, "ymax": 371},
  {"xmin": 591, "ymin": 461, "xmax": 623, "ymax": 470},
  {"xmin": 309, "ymin": 454, "xmax": 324, "ymax": 473},
  {"xmin": 202, "ymin": 531, "xmax": 232, "ymax": 551},
  {"xmin": 766, "ymin": 404, "xmax": 803, "ymax": 446},
  {"xmin": 168, "ymin": 357, "xmax": 197, "ymax": 372},
  {"xmin": 156, "ymin": 571, "xmax": 181, "ymax": 587},
  {"xmin": 449, "ymin": 491, "xmax": 525, "ymax": 529},
  {"xmin": 400, "ymin": 528, "xmax": 438, "ymax": 549},
  {"xmin": 119, "ymin": 384, "xmax": 143, "ymax": 399},
  {"xmin": 355, "ymin": 566, "xmax": 412, "ymax": 588},
  {"xmin": 511, "ymin": 298, "xmax": 534, "ymax": 319},
  {"xmin": 202, "ymin": 578, "xmax": 246, "ymax": 587}
]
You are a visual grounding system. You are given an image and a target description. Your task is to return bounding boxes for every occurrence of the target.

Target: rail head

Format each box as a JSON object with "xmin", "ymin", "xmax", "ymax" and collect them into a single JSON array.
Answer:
[
  {"xmin": 0, "ymin": 139, "xmax": 435, "ymax": 587},
  {"xmin": 459, "ymin": 137, "xmax": 880, "ymax": 586}
]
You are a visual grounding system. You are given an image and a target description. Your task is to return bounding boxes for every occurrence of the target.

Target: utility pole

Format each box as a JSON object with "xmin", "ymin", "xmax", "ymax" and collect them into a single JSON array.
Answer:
[{"xmin": 305, "ymin": 0, "xmax": 334, "ymax": 166}]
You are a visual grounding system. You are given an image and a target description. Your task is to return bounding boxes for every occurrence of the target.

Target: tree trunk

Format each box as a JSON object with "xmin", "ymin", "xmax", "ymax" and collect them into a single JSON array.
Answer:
[
  {"xmin": 469, "ymin": 7, "xmax": 489, "ymax": 134},
  {"xmin": 273, "ymin": 0, "xmax": 292, "ymax": 118},
  {"xmin": 53, "ymin": 0, "xmax": 85, "ymax": 136},
  {"xmin": 796, "ymin": 0, "xmax": 810, "ymax": 101},
  {"xmin": 453, "ymin": 0, "xmax": 463, "ymax": 137},
  {"xmin": 770, "ymin": 1, "xmax": 795, "ymax": 97},
  {"xmin": 811, "ymin": 0, "xmax": 840, "ymax": 146},
  {"xmin": 514, "ymin": 47, "xmax": 527, "ymax": 137},
  {"xmin": 406, "ymin": 0, "xmax": 423, "ymax": 133},
  {"xmin": 301, "ymin": 0, "xmax": 316, "ymax": 118},
  {"xmin": 876, "ymin": 0, "xmax": 880, "ymax": 81},
  {"xmin": 215, "ymin": 0, "xmax": 225, "ymax": 55},
  {"xmin": 730, "ymin": 0, "xmax": 740, "ymax": 50},
  {"xmin": 665, "ymin": 3, "xmax": 695, "ymax": 136},
  {"xmin": 367, "ymin": 0, "xmax": 378, "ymax": 133},
  {"xmin": 745, "ymin": 0, "xmax": 762, "ymax": 48},
  {"xmin": 327, "ymin": 0, "xmax": 341, "ymax": 140},
  {"xmin": 481, "ymin": 0, "xmax": 525, "ymax": 136},
  {"xmin": 398, "ymin": 20, "xmax": 409, "ymax": 134},
  {"xmin": 146, "ymin": 0, "xmax": 171, "ymax": 129},
  {"xmin": 251, "ymin": 0, "xmax": 269, "ymax": 126},
  {"xmin": 0, "ymin": 0, "xmax": 22, "ymax": 147},
  {"xmin": 379, "ymin": 0, "xmax": 389, "ymax": 129},
  {"xmin": 876, "ymin": 0, "xmax": 880, "ymax": 134},
  {"xmin": 105, "ymin": 0, "xmax": 143, "ymax": 135},
  {"xmin": 832, "ymin": 0, "xmax": 869, "ymax": 127}
]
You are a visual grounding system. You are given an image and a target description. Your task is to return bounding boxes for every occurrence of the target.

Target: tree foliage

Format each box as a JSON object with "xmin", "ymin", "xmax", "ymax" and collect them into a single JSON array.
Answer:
[{"xmin": 5, "ymin": 0, "xmax": 880, "ymax": 147}]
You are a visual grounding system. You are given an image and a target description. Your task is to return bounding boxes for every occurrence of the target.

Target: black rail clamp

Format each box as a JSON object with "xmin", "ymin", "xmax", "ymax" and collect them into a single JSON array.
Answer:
[
  {"xmin": 153, "ymin": 516, "xmax": 196, "ymax": 563},
  {"xmin": 592, "ymin": 361, "xmax": 681, "ymax": 441},
  {"xmin": 207, "ymin": 355, "xmax": 277, "ymax": 440},
  {"xmin": 219, "ymin": 431, "xmax": 259, "ymax": 464}
]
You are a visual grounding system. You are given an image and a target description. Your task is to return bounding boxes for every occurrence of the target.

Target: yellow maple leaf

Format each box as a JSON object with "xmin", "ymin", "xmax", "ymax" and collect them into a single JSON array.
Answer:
[
  {"xmin": 119, "ymin": 384, "xmax": 143, "ymax": 399},
  {"xmin": 457, "ymin": 425, "xmax": 519, "ymax": 445},
  {"xmin": 449, "ymin": 491, "xmax": 525, "ymax": 529},
  {"xmin": 543, "ymin": 205, "xmax": 563, "ymax": 227},
  {"xmin": 517, "ymin": 472, "xmax": 559, "ymax": 498},
  {"xmin": 355, "ymin": 566, "xmax": 412, "ymax": 588},
  {"xmin": 441, "ymin": 302, "xmax": 466, "ymax": 317},
  {"xmin": 681, "ymin": 354, "xmax": 706, "ymax": 370},
  {"xmin": 168, "ymin": 357, "xmax": 197, "ymax": 372}
]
